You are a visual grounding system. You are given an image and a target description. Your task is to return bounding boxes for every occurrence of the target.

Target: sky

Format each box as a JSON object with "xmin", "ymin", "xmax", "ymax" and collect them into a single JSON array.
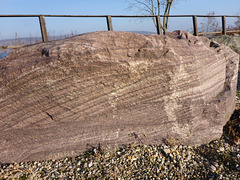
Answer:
[{"xmin": 0, "ymin": 0, "xmax": 239, "ymax": 40}]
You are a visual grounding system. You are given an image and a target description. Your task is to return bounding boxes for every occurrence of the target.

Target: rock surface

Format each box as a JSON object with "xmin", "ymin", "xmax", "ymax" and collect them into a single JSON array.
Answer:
[
  {"xmin": 0, "ymin": 30, "xmax": 239, "ymax": 163},
  {"xmin": 209, "ymin": 34, "xmax": 240, "ymax": 56},
  {"xmin": 209, "ymin": 34, "xmax": 240, "ymax": 89}
]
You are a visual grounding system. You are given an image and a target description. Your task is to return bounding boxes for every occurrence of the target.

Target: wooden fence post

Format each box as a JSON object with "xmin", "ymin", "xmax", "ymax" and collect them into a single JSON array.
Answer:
[
  {"xmin": 39, "ymin": 15, "xmax": 49, "ymax": 42},
  {"xmin": 106, "ymin": 16, "xmax": 113, "ymax": 31},
  {"xmin": 156, "ymin": 15, "xmax": 162, "ymax": 35},
  {"xmin": 222, "ymin": 16, "xmax": 226, "ymax": 35},
  {"xmin": 192, "ymin": 16, "xmax": 198, "ymax": 36}
]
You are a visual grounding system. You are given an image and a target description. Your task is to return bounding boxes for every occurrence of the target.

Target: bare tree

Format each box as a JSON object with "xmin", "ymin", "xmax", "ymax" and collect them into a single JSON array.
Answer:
[
  {"xmin": 128, "ymin": 0, "xmax": 174, "ymax": 34},
  {"xmin": 226, "ymin": 13, "xmax": 240, "ymax": 32},
  {"xmin": 162, "ymin": 0, "xmax": 173, "ymax": 34},
  {"xmin": 199, "ymin": 11, "xmax": 220, "ymax": 34},
  {"xmin": 234, "ymin": 16, "xmax": 240, "ymax": 30}
]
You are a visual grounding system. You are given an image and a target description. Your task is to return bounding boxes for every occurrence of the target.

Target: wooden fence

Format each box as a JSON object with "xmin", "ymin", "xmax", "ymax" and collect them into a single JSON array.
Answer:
[{"xmin": 0, "ymin": 14, "xmax": 239, "ymax": 49}]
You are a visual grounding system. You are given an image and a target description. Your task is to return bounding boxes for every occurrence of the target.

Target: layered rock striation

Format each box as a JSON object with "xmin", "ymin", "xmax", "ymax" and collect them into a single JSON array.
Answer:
[
  {"xmin": 209, "ymin": 34, "xmax": 240, "ymax": 89},
  {"xmin": 0, "ymin": 30, "xmax": 239, "ymax": 163}
]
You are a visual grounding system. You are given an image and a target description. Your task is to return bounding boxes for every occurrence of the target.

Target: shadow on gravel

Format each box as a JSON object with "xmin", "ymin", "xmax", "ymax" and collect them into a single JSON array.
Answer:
[
  {"xmin": 193, "ymin": 107, "xmax": 240, "ymax": 179},
  {"xmin": 223, "ymin": 108, "xmax": 240, "ymax": 145}
]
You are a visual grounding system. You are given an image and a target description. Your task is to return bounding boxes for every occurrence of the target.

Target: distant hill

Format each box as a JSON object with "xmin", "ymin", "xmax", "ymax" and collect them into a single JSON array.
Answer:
[{"xmin": 129, "ymin": 31, "xmax": 156, "ymax": 35}]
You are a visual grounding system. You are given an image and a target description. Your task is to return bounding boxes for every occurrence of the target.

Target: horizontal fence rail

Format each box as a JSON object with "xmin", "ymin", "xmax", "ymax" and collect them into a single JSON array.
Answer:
[{"xmin": 0, "ymin": 14, "xmax": 240, "ymax": 49}]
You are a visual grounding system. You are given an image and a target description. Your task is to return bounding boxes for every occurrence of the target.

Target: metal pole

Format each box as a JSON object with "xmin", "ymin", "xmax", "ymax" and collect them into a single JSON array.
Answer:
[
  {"xmin": 192, "ymin": 16, "xmax": 198, "ymax": 36},
  {"xmin": 222, "ymin": 16, "xmax": 226, "ymax": 35},
  {"xmin": 106, "ymin": 16, "xmax": 113, "ymax": 31},
  {"xmin": 39, "ymin": 15, "xmax": 49, "ymax": 42}
]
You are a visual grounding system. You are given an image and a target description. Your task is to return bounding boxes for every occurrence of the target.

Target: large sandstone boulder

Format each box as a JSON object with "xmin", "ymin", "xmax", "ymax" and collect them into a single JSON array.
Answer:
[{"xmin": 0, "ymin": 31, "xmax": 239, "ymax": 163}]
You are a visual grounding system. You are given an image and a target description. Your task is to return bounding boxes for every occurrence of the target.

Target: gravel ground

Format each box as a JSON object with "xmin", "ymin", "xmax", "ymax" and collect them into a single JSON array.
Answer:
[
  {"xmin": 0, "ymin": 99, "xmax": 240, "ymax": 180},
  {"xmin": 0, "ymin": 139, "xmax": 239, "ymax": 179}
]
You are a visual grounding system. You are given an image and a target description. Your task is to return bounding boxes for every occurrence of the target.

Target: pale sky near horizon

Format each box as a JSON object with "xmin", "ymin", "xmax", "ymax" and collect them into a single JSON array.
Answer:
[{"xmin": 0, "ymin": 0, "xmax": 239, "ymax": 39}]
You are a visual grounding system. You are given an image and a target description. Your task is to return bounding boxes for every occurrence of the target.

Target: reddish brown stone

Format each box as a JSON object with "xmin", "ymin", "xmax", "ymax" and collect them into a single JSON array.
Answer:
[{"xmin": 0, "ymin": 31, "xmax": 239, "ymax": 163}]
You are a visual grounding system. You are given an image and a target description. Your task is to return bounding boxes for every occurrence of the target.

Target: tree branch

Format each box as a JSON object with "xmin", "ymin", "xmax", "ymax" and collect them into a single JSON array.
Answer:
[{"xmin": 128, "ymin": 0, "xmax": 176, "ymax": 34}]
